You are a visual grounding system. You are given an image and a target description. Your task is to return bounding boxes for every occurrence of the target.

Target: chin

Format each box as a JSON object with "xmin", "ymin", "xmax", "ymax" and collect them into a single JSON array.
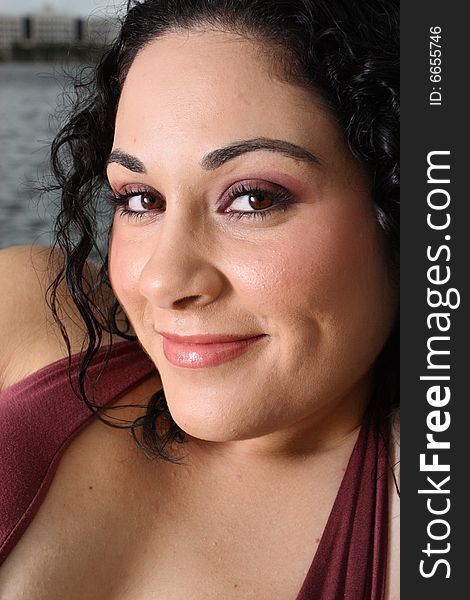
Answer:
[{"xmin": 165, "ymin": 395, "xmax": 270, "ymax": 443}]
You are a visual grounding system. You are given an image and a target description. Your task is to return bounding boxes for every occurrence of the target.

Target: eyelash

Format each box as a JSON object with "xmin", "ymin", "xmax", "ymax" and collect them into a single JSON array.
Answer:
[{"xmin": 108, "ymin": 182, "xmax": 295, "ymax": 223}]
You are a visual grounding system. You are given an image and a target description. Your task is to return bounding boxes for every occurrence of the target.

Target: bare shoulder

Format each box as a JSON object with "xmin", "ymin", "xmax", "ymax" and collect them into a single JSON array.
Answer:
[{"xmin": 0, "ymin": 245, "xmax": 116, "ymax": 392}]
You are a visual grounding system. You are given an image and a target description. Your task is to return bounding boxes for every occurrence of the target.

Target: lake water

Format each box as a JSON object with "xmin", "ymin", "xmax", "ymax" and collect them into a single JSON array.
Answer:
[{"xmin": 0, "ymin": 63, "xmax": 75, "ymax": 249}]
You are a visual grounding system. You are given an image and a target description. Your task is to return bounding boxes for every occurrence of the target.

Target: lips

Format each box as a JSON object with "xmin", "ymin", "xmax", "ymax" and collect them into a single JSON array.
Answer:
[{"xmin": 160, "ymin": 332, "xmax": 267, "ymax": 368}]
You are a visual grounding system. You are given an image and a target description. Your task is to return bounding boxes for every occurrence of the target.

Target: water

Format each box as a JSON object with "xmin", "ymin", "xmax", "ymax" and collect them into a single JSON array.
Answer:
[{"xmin": 0, "ymin": 63, "xmax": 74, "ymax": 249}]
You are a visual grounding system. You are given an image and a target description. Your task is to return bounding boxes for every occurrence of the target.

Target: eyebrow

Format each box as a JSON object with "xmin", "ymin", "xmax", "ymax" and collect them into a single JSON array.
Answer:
[
  {"xmin": 106, "ymin": 149, "xmax": 146, "ymax": 173},
  {"xmin": 106, "ymin": 137, "xmax": 320, "ymax": 174},
  {"xmin": 201, "ymin": 137, "xmax": 320, "ymax": 169}
]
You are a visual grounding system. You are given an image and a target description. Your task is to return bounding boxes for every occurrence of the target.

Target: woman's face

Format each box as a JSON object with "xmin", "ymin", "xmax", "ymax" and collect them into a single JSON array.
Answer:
[{"xmin": 107, "ymin": 30, "xmax": 397, "ymax": 445}]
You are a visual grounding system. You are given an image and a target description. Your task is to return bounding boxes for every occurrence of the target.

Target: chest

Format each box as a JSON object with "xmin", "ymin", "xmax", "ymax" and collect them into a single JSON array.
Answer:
[
  {"xmin": 0, "ymin": 415, "xmax": 349, "ymax": 600},
  {"xmin": 0, "ymin": 507, "xmax": 318, "ymax": 600},
  {"xmin": 0, "ymin": 486, "xmax": 325, "ymax": 600}
]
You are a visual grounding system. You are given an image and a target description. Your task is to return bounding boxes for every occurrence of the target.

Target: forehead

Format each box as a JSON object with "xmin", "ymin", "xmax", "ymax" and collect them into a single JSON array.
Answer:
[{"xmin": 115, "ymin": 30, "xmax": 343, "ymax": 161}]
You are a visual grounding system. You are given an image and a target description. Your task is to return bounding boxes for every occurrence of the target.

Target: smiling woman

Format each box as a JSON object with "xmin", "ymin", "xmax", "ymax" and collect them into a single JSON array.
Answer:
[{"xmin": 0, "ymin": 1, "xmax": 399, "ymax": 599}]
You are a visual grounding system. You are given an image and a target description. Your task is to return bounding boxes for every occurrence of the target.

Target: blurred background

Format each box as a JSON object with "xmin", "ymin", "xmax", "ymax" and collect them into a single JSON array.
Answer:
[{"xmin": 0, "ymin": 1, "xmax": 123, "ymax": 249}]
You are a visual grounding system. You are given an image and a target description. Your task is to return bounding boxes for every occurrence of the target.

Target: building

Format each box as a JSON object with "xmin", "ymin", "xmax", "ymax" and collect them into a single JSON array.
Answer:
[
  {"xmin": 0, "ymin": 16, "xmax": 24, "ymax": 50},
  {"xmin": 0, "ymin": 5, "xmax": 119, "ymax": 58},
  {"xmin": 28, "ymin": 8, "xmax": 75, "ymax": 45}
]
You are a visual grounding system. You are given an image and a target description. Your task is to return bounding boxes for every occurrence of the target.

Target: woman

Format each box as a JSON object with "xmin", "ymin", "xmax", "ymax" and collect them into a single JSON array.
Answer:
[{"xmin": 0, "ymin": 0, "xmax": 399, "ymax": 598}]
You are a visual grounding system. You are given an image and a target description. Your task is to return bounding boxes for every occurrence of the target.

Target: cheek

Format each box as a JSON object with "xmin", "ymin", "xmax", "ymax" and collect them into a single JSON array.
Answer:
[
  {"xmin": 228, "ymin": 207, "xmax": 392, "ymax": 334},
  {"xmin": 108, "ymin": 223, "xmax": 148, "ymax": 310}
]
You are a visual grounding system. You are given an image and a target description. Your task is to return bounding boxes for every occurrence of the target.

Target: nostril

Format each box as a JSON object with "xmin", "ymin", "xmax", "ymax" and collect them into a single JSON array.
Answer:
[{"xmin": 173, "ymin": 294, "xmax": 203, "ymax": 308}]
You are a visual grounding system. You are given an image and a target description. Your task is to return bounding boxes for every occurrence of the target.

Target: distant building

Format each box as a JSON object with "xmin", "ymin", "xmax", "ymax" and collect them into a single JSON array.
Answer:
[
  {"xmin": 0, "ymin": 6, "xmax": 119, "ymax": 58},
  {"xmin": 0, "ymin": 16, "xmax": 24, "ymax": 50},
  {"xmin": 28, "ymin": 10, "xmax": 75, "ymax": 45}
]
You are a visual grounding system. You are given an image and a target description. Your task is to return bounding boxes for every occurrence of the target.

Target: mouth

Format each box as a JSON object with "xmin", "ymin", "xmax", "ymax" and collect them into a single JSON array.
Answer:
[{"xmin": 159, "ymin": 332, "xmax": 268, "ymax": 369}]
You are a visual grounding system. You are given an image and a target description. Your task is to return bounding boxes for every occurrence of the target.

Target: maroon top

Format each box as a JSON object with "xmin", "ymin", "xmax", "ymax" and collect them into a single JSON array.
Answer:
[
  {"xmin": 0, "ymin": 340, "xmax": 389, "ymax": 598},
  {"xmin": 0, "ymin": 341, "xmax": 156, "ymax": 565},
  {"xmin": 295, "ymin": 399, "xmax": 389, "ymax": 600}
]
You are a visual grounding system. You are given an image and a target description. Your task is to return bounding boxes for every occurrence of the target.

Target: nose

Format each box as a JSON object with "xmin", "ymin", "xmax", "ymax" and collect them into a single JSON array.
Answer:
[{"xmin": 138, "ymin": 214, "xmax": 225, "ymax": 311}]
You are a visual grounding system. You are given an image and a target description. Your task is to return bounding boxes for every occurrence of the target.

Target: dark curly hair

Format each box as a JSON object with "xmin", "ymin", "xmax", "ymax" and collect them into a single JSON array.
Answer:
[{"xmin": 47, "ymin": 0, "xmax": 399, "ymax": 461}]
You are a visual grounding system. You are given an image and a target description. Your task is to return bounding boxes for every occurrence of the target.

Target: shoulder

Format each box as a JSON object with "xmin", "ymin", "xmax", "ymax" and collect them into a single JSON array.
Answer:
[
  {"xmin": 0, "ymin": 245, "xmax": 117, "ymax": 392},
  {"xmin": 0, "ymin": 245, "xmax": 54, "ymax": 310},
  {"xmin": 0, "ymin": 246, "xmax": 54, "ymax": 387}
]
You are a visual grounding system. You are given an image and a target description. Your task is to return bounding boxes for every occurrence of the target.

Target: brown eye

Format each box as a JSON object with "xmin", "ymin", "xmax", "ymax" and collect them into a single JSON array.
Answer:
[
  {"xmin": 223, "ymin": 182, "xmax": 295, "ymax": 222},
  {"xmin": 247, "ymin": 191, "xmax": 275, "ymax": 210},
  {"xmin": 127, "ymin": 193, "xmax": 163, "ymax": 212},
  {"xmin": 228, "ymin": 188, "xmax": 276, "ymax": 213}
]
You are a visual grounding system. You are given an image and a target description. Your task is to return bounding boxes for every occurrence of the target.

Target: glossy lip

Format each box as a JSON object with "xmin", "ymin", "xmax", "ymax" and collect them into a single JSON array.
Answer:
[
  {"xmin": 159, "ymin": 331, "xmax": 263, "ymax": 344},
  {"xmin": 160, "ymin": 332, "xmax": 268, "ymax": 368}
]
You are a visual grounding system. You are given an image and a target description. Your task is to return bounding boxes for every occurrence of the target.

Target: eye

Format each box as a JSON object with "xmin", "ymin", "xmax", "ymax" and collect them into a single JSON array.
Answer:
[
  {"xmin": 127, "ymin": 192, "xmax": 160, "ymax": 212},
  {"xmin": 229, "ymin": 190, "xmax": 275, "ymax": 212},
  {"xmin": 223, "ymin": 182, "xmax": 296, "ymax": 221},
  {"xmin": 108, "ymin": 187, "xmax": 164, "ymax": 220}
]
